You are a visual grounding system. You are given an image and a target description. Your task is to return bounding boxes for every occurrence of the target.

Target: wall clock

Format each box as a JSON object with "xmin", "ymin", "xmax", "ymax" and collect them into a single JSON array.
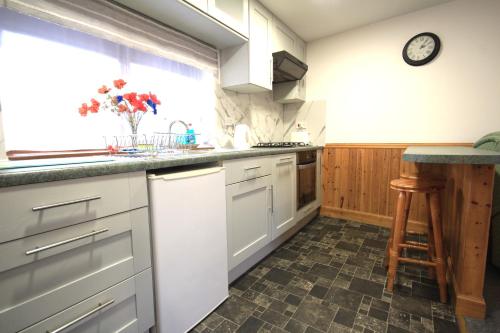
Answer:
[{"xmin": 402, "ymin": 32, "xmax": 440, "ymax": 66}]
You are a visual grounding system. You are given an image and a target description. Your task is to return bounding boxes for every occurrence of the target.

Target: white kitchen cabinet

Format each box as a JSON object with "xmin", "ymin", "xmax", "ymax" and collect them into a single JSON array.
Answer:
[
  {"xmin": 273, "ymin": 79, "xmax": 306, "ymax": 104},
  {"xmin": 271, "ymin": 16, "xmax": 306, "ymax": 62},
  {"xmin": 115, "ymin": 0, "xmax": 247, "ymax": 49},
  {"xmin": 220, "ymin": 0, "xmax": 273, "ymax": 93},
  {"xmin": 0, "ymin": 172, "xmax": 154, "ymax": 333},
  {"xmin": 271, "ymin": 154, "xmax": 296, "ymax": 239},
  {"xmin": 226, "ymin": 175, "xmax": 272, "ymax": 269},
  {"xmin": 183, "ymin": 0, "xmax": 208, "ymax": 11},
  {"xmin": 272, "ymin": 19, "xmax": 295, "ymax": 55},
  {"xmin": 208, "ymin": 0, "xmax": 249, "ymax": 37}
]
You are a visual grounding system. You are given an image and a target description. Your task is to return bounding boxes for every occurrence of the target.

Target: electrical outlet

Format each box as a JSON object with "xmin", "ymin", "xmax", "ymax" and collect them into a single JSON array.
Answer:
[{"xmin": 297, "ymin": 121, "xmax": 307, "ymax": 129}]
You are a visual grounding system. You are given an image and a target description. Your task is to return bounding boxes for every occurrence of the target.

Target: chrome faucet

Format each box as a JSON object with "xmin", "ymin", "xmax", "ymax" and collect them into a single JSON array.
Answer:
[{"xmin": 168, "ymin": 120, "xmax": 189, "ymax": 133}]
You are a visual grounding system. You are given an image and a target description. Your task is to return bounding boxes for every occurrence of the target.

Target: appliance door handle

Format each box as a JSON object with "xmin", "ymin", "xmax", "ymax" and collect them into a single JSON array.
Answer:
[
  {"xmin": 47, "ymin": 299, "xmax": 114, "ymax": 333},
  {"xmin": 25, "ymin": 228, "xmax": 109, "ymax": 255},
  {"xmin": 270, "ymin": 185, "xmax": 274, "ymax": 213},
  {"xmin": 149, "ymin": 167, "xmax": 225, "ymax": 181},
  {"xmin": 244, "ymin": 166, "xmax": 261, "ymax": 171},
  {"xmin": 297, "ymin": 162, "xmax": 316, "ymax": 170},
  {"xmin": 32, "ymin": 196, "xmax": 101, "ymax": 211}
]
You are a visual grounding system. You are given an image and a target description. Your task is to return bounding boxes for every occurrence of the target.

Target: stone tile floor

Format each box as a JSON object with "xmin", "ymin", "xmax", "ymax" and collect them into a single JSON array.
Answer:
[{"xmin": 192, "ymin": 216, "xmax": 458, "ymax": 333}]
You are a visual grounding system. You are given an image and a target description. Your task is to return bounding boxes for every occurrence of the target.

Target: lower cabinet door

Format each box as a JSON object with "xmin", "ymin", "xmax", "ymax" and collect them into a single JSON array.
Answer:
[
  {"xmin": 20, "ymin": 269, "xmax": 154, "ymax": 333},
  {"xmin": 226, "ymin": 175, "xmax": 272, "ymax": 269},
  {"xmin": 271, "ymin": 154, "xmax": 297, "ymax": 239}
]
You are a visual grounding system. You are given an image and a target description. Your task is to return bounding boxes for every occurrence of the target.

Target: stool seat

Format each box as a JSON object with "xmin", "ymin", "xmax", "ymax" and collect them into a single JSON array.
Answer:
[{"xmin": 390, "ymin": 178, "xmax": 445, "ymax": 192}]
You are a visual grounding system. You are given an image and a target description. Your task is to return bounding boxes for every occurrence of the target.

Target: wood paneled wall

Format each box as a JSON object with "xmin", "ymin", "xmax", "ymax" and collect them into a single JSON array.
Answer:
[{"xmin": 320, "ymin": 143, "xmax": 471, "ymax": 232}]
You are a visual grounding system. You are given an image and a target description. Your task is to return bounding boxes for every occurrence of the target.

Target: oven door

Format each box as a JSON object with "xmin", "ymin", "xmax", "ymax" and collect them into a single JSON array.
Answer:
[{"xmin": 297, "ymin": 161, "xmax": 316, "ymax": 210}]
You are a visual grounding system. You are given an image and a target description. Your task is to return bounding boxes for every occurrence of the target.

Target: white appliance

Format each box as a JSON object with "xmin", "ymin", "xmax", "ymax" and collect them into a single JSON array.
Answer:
[{"xmin": 148, "ymin": 166, "xmax": 228, "ymax": 333}]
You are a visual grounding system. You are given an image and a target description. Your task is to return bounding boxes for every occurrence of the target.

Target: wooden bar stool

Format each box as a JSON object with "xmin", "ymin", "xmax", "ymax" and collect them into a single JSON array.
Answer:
[{"xmin": 386, "ymin": 177, "xmax": 448, "ymax": 303}]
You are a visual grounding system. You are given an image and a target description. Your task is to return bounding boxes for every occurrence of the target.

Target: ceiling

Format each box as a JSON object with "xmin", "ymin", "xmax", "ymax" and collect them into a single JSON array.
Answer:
[{"xmin": 259, "ymin": 0, "xmax": 454, "ymax": 42}]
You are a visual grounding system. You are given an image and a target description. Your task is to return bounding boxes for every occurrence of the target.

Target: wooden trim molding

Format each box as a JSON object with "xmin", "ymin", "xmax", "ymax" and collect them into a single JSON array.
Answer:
[
  {"xmin": 325, "ymin": 143, "xmax": 473, "ymax": 149},
  {"xmin": 320, "ymin": 206, "xmax": 427, "ymax": 233}
]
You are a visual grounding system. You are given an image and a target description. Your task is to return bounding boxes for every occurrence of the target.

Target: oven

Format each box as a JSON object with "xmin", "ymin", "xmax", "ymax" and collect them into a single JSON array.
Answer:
[{"xmin": 297, "ymin": 150, "xmax": 317, "ymax": 210}]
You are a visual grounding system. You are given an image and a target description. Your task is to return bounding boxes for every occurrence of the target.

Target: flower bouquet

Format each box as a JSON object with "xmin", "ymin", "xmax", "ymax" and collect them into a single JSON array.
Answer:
[{"xmin": 78, "ymin": 79, "xmax": 160, "ymax": 134}]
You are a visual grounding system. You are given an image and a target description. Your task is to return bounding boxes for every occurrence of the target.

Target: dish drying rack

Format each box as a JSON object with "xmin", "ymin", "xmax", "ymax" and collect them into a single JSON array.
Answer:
[{"xmin": 104, "ymin": 133, "xmax": 199, "ymax": 156}]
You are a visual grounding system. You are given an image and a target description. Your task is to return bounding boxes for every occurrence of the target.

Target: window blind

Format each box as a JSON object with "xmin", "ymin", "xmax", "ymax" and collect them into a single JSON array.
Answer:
[{"xmin": 1, "ymin": 0, "xmax": 219, "ymax": 73}]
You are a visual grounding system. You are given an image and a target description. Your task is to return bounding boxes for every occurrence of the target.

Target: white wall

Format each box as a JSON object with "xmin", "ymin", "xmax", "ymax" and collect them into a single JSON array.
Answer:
[{"xmin": 307, "ymin": 0, "xmax": 500, "ymax": 143}]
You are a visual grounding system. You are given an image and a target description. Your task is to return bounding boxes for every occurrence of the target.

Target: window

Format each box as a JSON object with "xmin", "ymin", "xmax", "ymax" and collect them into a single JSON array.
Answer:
[{"xmin": 0, "ymin": 8, "xmax": 215, "ymax": 151}]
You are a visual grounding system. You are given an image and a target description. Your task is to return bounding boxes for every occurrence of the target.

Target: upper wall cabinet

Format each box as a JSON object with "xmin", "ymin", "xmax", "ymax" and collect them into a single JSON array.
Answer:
[
  {"xmin": 207, "ymin": 0, "xmax": 249, "ymax": 37},
  {"xmin": 114, "ymin": 0, "xmax": 248, "ymax": 49},
  {"xmin": 271, "ymin": 16, "xmax": 306, "ymax": 62},
  {"xmin": 220, "ymin": 0, "xmax": 273, "ymax": 93}
]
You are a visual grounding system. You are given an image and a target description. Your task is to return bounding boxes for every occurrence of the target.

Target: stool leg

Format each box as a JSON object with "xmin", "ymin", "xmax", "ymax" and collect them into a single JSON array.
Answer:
[
  {"xmin": 400, "ymin": 192, "xmax": 412, "ymax": 254},
  {"xmin": 425, "ymin": 193, "xmax": 436, "ymax": 279},
  {"xmin": 429, "ymin": 192, "xmax": 447, "ymax": 303},
  {"xmin": 387, "ymin": 191, "xmax": 406, "ymax": 292},
  {"xmin": 385, "ymin": 201, "xmax": 397, "ymax": 268}
]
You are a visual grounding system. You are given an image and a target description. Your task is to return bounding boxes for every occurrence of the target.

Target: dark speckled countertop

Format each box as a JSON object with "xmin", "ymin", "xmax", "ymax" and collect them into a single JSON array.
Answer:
[
  {"xmin": 403, "ymin": 146, "xmax": 500, "ymax": 164},
  {"xmin": 0, "ymin": 146, "xmax": 322, "ymax": 188}
]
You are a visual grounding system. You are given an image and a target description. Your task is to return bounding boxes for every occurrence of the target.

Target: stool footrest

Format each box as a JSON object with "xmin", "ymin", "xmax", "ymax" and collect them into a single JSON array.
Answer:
[
  {"xmin": 399, "ymin": 257, "xmax": 436, "ymax": 267},
  {"xmin": 398, "ymin": 243, "xmax": 428, "ymax": 251}
]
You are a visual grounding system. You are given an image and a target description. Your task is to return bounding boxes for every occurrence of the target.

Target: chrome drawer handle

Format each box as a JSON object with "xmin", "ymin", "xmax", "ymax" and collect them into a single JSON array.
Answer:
[
  {"xmin": 280, "ymin": 157, "xmax": 293, "ymax": 161},
  {"xmin": 26, "ymin": 228, "xmax": 109, "ymax": 255},
  {"xmin": 47, "ymin": 299, "xmax": 114, "ymax": 333},
  {"xmin": 244, "ymin": 166, "xmax": 261, "ymax": 171},
  {"xmin": 32, "ymin": 196, "xmax": 102, "ymax": 211}
]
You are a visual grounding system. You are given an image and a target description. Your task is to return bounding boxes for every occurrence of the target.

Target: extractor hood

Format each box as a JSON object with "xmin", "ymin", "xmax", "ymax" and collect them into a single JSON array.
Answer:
[{"xmin": 272, "ymin": 51, "xmax": 308, "ymax": 83}]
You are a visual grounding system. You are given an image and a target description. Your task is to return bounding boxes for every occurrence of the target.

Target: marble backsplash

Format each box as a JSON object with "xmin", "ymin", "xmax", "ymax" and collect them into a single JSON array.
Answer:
[
  {"xmin": 214, "ymin": 84, "xmax": 285, "ymax": 148},
  {"xmin": 284, "ymin": 100, "xmax": 326, "ymax": 146}
]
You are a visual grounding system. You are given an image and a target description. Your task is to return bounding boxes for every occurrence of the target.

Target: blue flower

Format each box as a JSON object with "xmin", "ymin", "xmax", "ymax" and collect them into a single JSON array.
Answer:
[
  {"xmin": 116, "ymin": 95, "xmax": 123, "ymax": 103},
  {"xmin": 147, "ymin": 99, "xmax": 157, "ymax": 115}
]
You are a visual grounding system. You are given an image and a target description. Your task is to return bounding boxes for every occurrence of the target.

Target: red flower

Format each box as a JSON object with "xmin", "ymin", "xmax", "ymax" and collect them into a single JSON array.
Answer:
[
  {"xmin": 113, "ymin": 79, "xmax": 127, "ymax": 89},
  {"xmin": 79, "ymin": 103, "xmax": 89, "ymax": 116},
  {"xmin": 89, "ymin": 98, "xmax": 100, "ymax": 113},
  {"xmin": 149, "ymin": 92, "xmax": 161, "ymax": 105},
  {"xmin": 98, "ymin": 85, "xmax": 111, "ymax": 94},
  {"xmin": 118, "ymin": 104, "xmax": 129, "ymax": 113},
  {"xmin": 123, "ymin": 92, "xmax": 138, "ymax": 103},
  {"xmin": 139, "ymin": 93, "xmax": 149, "ymax": 102}
]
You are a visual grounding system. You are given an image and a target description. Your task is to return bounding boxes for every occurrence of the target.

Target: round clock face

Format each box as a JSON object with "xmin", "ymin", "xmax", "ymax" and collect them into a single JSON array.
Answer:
[{"xmin": 403, "ymin": 32, "xmax": 440, "ymax": 66}]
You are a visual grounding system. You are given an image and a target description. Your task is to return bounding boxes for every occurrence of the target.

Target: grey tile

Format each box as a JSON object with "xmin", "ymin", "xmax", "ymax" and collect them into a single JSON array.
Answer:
[
  {"xmin": 284, "ymin": 319, "xmax": 307, "ymax": 333},
  {"xmin": 213, "ymin": 320, "xmax": 239, "ymax": 333},
  {"xmin": 260, "ymin": 309, "xmax": 289, "ymax": 327},
  {"xmin": 433, "ymin": 318, "xmax": 459, "ymax": 333},
  {"xmin": 293, "ymin": 298, "xmax": 336, "ymax": 331},
  {"xmin": 349, "ymin": 278, "xmax": 384, "ymax": 299},
  {"xmin": 363, "ymin": 238, "xmax": 387, "ymax": 250},
  {"xmin": 336, "ymin": 241, "xmax": 361, "ymax": 253},
  {"xmin": 391, "ymin": 294, "xmax": 432, "ymax": 319},
  {"xmin": 264, "ymin": 268, "xmax": 295, "ymax": 285},
  {"xmin": 334, "ymin": 307, "xmax": 356, "ymax": 328},
  {"xmin": 327, "ymin": 287, "xmax": 363, "ymax": 312},
  {"xmin": 216, "ymin": 296, "xmax": 258, "ymax": 325},
  {"xmin": 309, "ymin": 263, "xmax": 339, "ymax": 280},
  {"xmin": 309, "ymin": 285, "xmax": 329, "ymax": 299},
  {"xmin": 285, "ymin": 294, "xmax": 302, "ymax": 306},
  {"xmin": 233, "ymin": 275, "xmax": 259, "ymax": 291},
  {"xmin": 368, "ymin": 307, "xmax": 388, "ymax": 322},
  {"xmin": 237, "ymin": 316, "xmax": 265, "ymax": 333}
]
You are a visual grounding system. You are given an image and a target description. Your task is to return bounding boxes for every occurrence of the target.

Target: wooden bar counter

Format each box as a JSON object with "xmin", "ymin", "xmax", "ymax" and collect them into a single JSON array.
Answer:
[{"xmin": 403, "ymin": 146, "xmax": 500, "ymax": 319}]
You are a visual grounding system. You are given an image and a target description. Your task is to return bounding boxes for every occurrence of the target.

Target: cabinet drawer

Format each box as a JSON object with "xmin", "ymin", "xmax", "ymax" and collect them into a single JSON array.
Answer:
[
  {"xmin": 0, "ymin": 171, "xmax": 148, "ymax": 244},
  {"xmin": 224, "ymin": 156, "xmax": 271, "ymax": 185},
  {"xmin": 20, "ymin": 269, "xmax": 155, "ymax": 333},
  {"xmin": 0, "ymin": 208, "xmax": 151, "ymax": 333}
]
